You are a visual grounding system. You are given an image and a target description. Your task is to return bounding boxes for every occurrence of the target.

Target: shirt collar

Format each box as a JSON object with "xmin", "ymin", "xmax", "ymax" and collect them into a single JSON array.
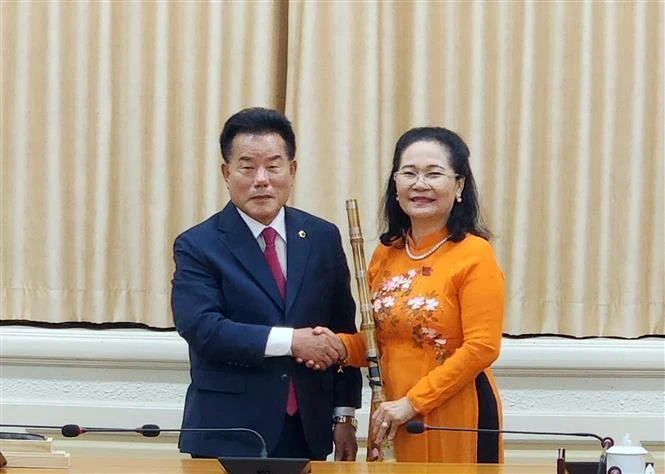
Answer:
[{"xmin": 235, "ymin": 206, "xmax": 287, "ymax": 242}]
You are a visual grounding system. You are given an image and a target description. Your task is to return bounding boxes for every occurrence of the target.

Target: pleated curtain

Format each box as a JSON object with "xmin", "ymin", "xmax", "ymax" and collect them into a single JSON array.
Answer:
[{"xmin": 1, "ymin": 1, "xmax": 662, "ymax": 336}]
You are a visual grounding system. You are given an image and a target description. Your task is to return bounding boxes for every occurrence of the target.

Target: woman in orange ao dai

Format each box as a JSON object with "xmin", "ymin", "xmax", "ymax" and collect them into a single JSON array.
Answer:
[{"xmin": 336, "ymin": 127, "xmax": 505, "ymax": 463}]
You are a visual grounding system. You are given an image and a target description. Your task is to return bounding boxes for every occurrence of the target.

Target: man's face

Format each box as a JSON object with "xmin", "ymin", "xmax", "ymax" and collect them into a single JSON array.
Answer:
[{"xmin": 222, "ymin": 133, "xmax": 297, "ymax": 225}]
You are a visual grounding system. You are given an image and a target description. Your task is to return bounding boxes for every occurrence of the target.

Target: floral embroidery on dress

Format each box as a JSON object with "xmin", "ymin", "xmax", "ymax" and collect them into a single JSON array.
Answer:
[{"xmin": 372, "ymin": 268, "xmax": 450, "ymax": 364}]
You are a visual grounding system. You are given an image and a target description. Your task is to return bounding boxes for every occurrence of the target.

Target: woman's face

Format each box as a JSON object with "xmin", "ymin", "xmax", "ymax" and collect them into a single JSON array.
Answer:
[{"xmin": 393, "ymin": 140, "xmax": 465, "ymax": 229}]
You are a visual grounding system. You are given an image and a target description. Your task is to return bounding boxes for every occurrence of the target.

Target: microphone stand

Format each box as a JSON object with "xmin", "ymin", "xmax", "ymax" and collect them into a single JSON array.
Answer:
[
  {"xmin": 406, "ymin": 421, "xmax": 613, "ymax": 474},
  {"xmin": 1, "ymin": 423, "xmax": 313, "ymax": 473},
  {"xmin": 2, "ymin": 423, "xmax": 268, "ymax": 458}
]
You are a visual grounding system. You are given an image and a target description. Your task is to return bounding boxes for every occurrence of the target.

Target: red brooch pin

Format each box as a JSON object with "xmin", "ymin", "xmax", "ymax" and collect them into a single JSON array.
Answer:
[{"xmin": 421, "ymin": 266, "xmax": 432, "ymax": 276}]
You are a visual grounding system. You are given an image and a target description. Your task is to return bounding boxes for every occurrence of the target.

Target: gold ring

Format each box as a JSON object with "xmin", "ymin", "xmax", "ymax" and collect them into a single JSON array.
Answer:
[{"xmin": 381, "ymin": 421, "xmax": 390, "ymax": 428}]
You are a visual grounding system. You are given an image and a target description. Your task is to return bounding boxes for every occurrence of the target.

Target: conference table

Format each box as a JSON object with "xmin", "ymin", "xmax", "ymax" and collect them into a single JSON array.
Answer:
[{"xmin": 1, "ymin": 457, "xmax": 557, "ymax": 474}]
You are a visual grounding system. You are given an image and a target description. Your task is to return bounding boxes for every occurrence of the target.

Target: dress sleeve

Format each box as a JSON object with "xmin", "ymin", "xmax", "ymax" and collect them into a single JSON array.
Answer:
[
  {"xmin": 337, "ymin": 332, "xmax": 367, "ymax": 367},
  {"xmin": 336, "ymin": 244, "xmax": 388, "ymax": 368},
  {"xmin": 406, "ymin": 240, "xmax": 504, "ymax": 415}
]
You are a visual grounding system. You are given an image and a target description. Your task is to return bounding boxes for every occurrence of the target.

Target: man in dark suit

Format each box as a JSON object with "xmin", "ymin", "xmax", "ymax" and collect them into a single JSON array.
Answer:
[{"xmin": 171, "ymin": 107, "xmax": 362, "ymax": 460}]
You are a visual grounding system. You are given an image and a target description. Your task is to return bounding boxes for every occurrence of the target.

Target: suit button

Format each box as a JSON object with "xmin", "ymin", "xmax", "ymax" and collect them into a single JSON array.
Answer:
[{"xmin": 280, "ymin": 374, "xmax": 288, "ymax": 382}]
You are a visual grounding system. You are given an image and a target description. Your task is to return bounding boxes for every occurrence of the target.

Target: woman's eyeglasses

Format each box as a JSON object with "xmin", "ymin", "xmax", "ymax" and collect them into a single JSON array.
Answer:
[{"xmin": 393, "ymin": 169, "xmax": 458, "ymax": 186}]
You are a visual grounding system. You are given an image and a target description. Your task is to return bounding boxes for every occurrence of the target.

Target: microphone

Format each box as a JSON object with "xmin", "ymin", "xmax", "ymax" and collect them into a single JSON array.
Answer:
[
  {"xmin": 405, "ymin": 420, "xmax": 614, "ymax": 449},
  {"xmin": 406, "ymin": 420, "xmax": 614, "ymax": 474},
  {"xmin": 0, "ymin": 423, "xmax": 268, "ymax": 458}
]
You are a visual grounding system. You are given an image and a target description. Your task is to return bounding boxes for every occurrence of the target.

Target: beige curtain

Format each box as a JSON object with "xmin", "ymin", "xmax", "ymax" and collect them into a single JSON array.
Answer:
[
  {"xmin": 1, "ymin": 1, "xmax": 663, "ymax": 336},
  {"xmin": 1, "ymin": 1, "xmax": 286, "ymax": 324}
]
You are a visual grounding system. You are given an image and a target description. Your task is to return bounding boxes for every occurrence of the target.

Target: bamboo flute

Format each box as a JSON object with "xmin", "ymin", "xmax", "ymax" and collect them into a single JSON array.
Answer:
[{"xmin": 345, "ymin": 199, "xmax": 395, "ymax": 462}]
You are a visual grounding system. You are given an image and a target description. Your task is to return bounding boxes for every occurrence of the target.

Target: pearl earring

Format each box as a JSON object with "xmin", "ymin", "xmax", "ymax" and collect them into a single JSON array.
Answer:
[{"xmin": 456, "ymin": 195, "xmax": 462, "ymax": 203}]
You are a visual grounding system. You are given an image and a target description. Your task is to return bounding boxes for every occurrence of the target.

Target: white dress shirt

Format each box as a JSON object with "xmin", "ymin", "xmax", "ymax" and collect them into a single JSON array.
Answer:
[
  {"xmin": 236, "ymin": 206, "xmax": 355, "ymax": 417},
  {"xmin": 236, "ymin": 207, "xmax": 292, "ymax": 357}
]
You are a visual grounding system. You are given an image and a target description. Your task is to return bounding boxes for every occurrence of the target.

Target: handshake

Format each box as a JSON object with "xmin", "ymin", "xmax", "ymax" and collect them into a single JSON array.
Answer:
[{"xmin": 291, "ymin": 326, "xmax": 347, "ymax": 371}]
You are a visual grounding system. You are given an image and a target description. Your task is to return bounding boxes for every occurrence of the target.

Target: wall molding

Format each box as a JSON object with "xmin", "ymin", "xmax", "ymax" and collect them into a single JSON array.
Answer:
[
  {"xmin": 2, "ymin": 327, "xmax": 663, "ymax": 375},
  {"xmin": 1, "ymin": 327, "xmax": 663, "ymax": 457}
]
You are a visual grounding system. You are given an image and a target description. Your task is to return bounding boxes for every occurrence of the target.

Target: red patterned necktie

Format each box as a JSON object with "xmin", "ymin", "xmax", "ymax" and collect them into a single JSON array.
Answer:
[
  {"xmin": 261, "ymin": 227, "xmax": 285, "ymax": 299},
  {"xmin": 261, "ymin": 227, "xmax": 297, "ymax": 415}
]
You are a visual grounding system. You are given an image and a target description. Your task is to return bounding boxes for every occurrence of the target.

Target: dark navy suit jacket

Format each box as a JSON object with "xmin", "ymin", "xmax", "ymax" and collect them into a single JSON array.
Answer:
[{"xmin": 171, "ymin": 202, "xmax": 362, "ymax": 458}]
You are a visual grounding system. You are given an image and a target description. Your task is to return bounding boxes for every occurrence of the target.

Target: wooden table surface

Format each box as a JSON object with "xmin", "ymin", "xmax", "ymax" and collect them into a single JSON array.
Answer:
[{"xmin": 1, "ymin": 456, "xmax": 557, "ymax": 474}]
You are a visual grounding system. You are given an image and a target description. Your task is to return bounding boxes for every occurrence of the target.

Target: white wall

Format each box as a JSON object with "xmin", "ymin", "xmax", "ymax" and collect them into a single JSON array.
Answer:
[{"xmin": 1, "ymin": 327, "xmax": 663, "ymax": 464}]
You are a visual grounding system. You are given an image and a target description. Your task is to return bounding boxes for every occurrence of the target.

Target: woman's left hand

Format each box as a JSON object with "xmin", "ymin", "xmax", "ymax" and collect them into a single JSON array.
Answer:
[{"xmin": 371, "ymin": 396, "xmax": 418, "ymax": 445}]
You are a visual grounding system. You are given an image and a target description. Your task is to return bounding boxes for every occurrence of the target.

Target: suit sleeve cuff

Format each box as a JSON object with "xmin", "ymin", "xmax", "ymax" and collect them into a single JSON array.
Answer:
[{"xmin": 265, "ymin": 327, "xmax": 294, "ymax": 357}]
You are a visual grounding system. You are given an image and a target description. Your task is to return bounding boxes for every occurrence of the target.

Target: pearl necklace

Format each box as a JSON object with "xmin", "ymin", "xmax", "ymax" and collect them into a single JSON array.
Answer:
[{"xmin": 404, "ymin": 234, "xmax": 452, "ymax": 261}]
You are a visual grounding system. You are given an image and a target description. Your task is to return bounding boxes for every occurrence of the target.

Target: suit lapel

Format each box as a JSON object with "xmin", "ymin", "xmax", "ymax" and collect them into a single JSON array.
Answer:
[
  {"xmin": 285, "ymin": 208, "xmax": 311, "ymax": 314},
  {"xmin": 216, "ymin": 203, "xmax": 284, "ymax": 309}
]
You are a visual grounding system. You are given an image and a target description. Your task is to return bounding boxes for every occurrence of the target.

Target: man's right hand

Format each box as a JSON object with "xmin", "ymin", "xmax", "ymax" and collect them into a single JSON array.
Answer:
[{"xmin": 291, "ymin": 327, "xmax": 345, "ymax": 370}]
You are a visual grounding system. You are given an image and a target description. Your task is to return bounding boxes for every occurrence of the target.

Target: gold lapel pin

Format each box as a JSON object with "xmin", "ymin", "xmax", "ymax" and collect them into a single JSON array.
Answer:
[{"xmin": 298, "ymin": 230, "xmax": 306, "ymax": 238}]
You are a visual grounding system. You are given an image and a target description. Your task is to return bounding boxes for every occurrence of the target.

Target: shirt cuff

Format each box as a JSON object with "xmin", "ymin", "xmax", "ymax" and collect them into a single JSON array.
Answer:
[
  {"xmin": 265, "ymin": 327, "xmax": 294, "ymax": 357},
  {"xmin": 333, "ymin": 407, "xmax": 356, "ymax": 417}
]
